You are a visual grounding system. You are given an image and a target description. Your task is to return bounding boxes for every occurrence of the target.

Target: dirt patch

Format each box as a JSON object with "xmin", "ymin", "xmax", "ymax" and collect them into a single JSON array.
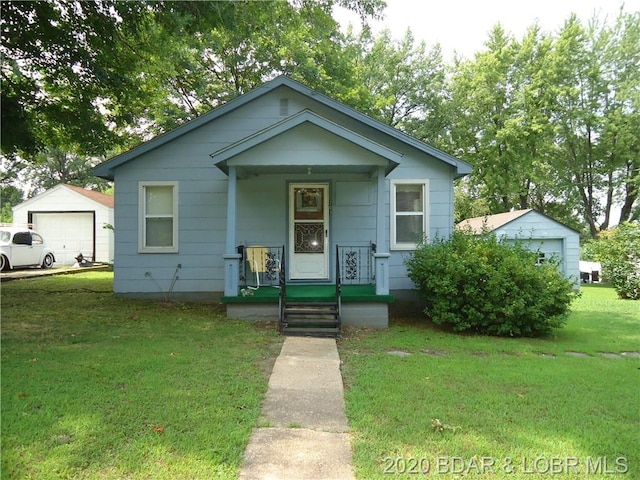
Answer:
[
  {"xmin": 538, "ymin": 353, "xmax": 557, "ymax": 358},
  {"xmin": 565, "ymin": 351, "xmax": 592, "ymax": 358},
  {"xmin": 421, "ymin": 348, "xmax": 447, "ymax": 357},
  {"xmin": 599, "ymin": 352, "xmax": 622, "ymax": 359},
  {"xmin": 387, "ymin": 350, "xmax": 412, "ymax": 357},
  {"xmin": 498, "ymin": 350, "xmax": 522, "ymax": 357},
  {"xmin": 469, "ymin": 351, "xmax": 490, "ymax": 357}
]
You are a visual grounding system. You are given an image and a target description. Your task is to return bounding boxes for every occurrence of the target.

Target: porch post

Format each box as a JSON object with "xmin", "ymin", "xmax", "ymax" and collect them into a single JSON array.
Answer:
[
  {"xmin": 223, "ymin": 166, "xmax": 241, "ymax": 296},
  {"xmin": 375, "ymin": 166, "xmax": 390, "ymax": 295}
]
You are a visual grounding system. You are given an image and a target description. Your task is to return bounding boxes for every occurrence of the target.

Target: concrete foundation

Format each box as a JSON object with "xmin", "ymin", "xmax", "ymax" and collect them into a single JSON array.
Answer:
[{"xmin": 226, "ymin": 302, "xmax": 389, "ymax": 328}]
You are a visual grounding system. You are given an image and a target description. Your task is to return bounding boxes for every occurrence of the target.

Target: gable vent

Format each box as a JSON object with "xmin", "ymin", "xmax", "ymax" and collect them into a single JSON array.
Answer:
[{"xmin": 279, "ymin": 98, "xmax": 289, "ymax": 116}]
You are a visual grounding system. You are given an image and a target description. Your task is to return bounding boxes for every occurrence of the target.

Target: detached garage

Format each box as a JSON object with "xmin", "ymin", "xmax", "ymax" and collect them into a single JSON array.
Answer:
[
  {"xmin": 12, "ymin": 184, "xmax": 114, "ymax": 265},
  {"xmin": 456, "ymin": 209, "xmax": 580, "ymax": 287}
]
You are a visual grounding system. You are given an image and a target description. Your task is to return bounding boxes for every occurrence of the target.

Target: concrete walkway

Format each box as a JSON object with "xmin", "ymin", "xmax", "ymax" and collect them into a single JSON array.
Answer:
[{"xmin": 239, "ymin": 337, "xmax": 355, "ymax": 480}]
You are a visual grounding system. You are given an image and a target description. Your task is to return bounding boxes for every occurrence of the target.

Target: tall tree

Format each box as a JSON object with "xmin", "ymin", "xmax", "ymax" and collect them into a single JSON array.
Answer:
[
  {"xmin": 549, "ymin": 12, "xmax": 640, "ymax": 236},
  {"xmin": 448, "ymin": 25, "xmax": 532, "ymax": 213},
  {"xmin": 1, "ymin": 0, "xmax": 384, "ymax": 193},
  {"xmin": 447, "ymin": 11, "xmax": 638, "ymax": 235},
  {"xmin": 355, "ymin": 29, "xmax": 447, "ymax": 139},
  {"xmin": 601, "ymin": 11, "xmax": 640, "ymax": 224}
]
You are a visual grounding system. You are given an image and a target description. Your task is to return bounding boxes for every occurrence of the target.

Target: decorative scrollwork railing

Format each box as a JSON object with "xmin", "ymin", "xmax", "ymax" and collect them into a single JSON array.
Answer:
[{"xmin": 336, "ymin": 244, "xmax": 375, "ymax": 285}]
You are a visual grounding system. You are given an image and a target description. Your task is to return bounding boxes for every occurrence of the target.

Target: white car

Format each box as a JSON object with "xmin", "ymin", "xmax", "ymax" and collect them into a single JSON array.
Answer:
[{"xmin": 0, "ymin": 227, "xmax": 56, "ymax": 271}]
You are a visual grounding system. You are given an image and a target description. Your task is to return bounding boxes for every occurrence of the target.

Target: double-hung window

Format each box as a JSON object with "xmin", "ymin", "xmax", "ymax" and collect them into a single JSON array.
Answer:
[
  {"xmin": 390, "ymin": 180, "xmax": 428, "ymax": 250},
  {"xmin": 139, "ymin": 182, "xmax": 178, "ymax": 253}
]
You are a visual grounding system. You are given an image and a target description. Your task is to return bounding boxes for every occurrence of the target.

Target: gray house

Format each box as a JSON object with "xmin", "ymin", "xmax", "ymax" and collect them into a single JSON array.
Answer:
[
  {"xmin": 456, "ymin": 209, "xmax": 580, "ymax": 287},
  {"xmin": 94, "ymin": 76, "xmax": 471, "ymax": 331}
]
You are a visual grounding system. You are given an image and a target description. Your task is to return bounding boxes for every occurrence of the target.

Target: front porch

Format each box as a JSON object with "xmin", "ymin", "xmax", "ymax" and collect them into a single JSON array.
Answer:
[
  {"xmin": 222, "ymin": 283, "xmax": 393, "ymax": 328},
  {"xmin": 212, "ymin": 113, "xmax": 400, "ymax": 333}
]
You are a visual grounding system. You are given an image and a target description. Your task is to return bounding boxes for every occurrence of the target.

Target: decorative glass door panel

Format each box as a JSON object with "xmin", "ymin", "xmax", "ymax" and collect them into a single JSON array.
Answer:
[
  {"xmin": 294, "ymin": 223, "xmax": 324, "ymax": 253},
  {"xmin": 289, "ymin": 183, "xmax": 329, "ymax": 279}
]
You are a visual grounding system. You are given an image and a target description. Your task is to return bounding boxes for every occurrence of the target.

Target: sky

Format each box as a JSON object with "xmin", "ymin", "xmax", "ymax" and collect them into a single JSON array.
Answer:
[{"xmin": 334, "ymin": 0, "xmax": 640, "ymax": 61}]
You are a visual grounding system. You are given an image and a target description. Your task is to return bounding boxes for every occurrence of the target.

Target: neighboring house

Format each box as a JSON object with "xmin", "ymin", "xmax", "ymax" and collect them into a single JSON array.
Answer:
[
  {"xmin": 12, "ymin": 184, "xmax": 114, "ymax": 265},
  {"xmin": 456, "ymin": 209, "xmax": 580, "ymax": 286},
  {"xmin": 93, "ymin": 76, "xmax": 471, "ymax": 328}
]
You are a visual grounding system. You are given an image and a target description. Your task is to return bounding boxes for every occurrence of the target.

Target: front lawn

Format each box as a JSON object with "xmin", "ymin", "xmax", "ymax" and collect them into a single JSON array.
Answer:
[
  {"xmin": 340, "ymin": 285, "xmax": 639, "ymax": 479},
  {"xmin": 3, "ymin": 275, "xmax": 637, "ymax": 479},
  {"xmin": 1, "ymin": 272, "xmax": 282, "ymax": 480}
]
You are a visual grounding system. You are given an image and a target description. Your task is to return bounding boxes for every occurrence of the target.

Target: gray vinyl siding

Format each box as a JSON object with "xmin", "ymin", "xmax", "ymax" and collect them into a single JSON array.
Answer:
[
  {"xmin": 110, "ymin": 84, "xmax": 461, "ymax": 295},
  {"xmin": 385, "ymin": 153, "xmax": 456, "ymax": 290}
]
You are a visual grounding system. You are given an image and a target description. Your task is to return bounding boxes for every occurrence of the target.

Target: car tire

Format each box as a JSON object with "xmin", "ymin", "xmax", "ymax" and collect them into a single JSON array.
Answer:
[
  {"xmin": 0, "ymin": 255, "xmax": 8, "ymax": 271},
  {"xmin": 42, "ymin": 253, "xmax": 54, "ymax": 269}
]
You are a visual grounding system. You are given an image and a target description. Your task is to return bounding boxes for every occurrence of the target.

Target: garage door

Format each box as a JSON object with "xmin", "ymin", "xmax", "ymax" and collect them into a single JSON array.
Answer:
[
  {"xmin": 32, "ymin": 213, "xmax": 94, "ymax": 265},
  {"xmin": 534, "ymin": 238, "xmax": 564, "ymax": 263},
  {"xmin": 505, "ymin": 238, "xmax": 564, "ymax": 273}
]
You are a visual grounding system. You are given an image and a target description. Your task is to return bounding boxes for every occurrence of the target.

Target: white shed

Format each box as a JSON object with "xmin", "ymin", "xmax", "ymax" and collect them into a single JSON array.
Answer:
[
  {"xmin": 456, "ymin": 209, "xmax": 581, "ymax": 287},
  {"xmin": 12, "ymin": 184, "xmax": 114, "ymax": 265}
]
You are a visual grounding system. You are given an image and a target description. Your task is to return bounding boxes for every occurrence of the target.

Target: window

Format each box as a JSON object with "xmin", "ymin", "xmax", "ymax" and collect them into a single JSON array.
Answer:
[
  {"xmin": 139, "ymin": 182, "xmax": 178, "ymax": 253},
  {"xmin": 31, "ymin": 233, "xmax": 43, "ymax": 245},
  {"xmin": 536, "ymin": 252, "xmax": 546, "ymax": 265},
  {"xmin": 390, "ymin": 180, "xmax": 428, "ymax": 250},
  {"xmin": 13, "ymin": 231, "xmax": 32, "ymax": 245}
]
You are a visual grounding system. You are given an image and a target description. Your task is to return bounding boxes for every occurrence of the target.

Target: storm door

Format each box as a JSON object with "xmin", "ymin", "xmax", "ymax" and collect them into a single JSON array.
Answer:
[{"xmin": 288, "ymin": 183, "xmax": 329, "ymax": 280}]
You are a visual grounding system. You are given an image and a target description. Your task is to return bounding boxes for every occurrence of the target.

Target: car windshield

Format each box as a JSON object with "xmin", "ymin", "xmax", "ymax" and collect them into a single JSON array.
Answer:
[{"xmin": 0, "ymin": 230, "xmax": 11, "ymax": 244}]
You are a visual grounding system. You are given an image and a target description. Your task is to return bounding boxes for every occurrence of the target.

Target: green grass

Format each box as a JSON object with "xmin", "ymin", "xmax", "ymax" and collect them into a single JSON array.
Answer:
[
  {"xmin": 3, "ymin": 276, "xmax": 638, "ymax": 479},
  {"xmin": 1, "ymin": 272, "xmax": 283, "ymax": 480},
  {"xmin": 339, "ymin": 285, "xmax": 640, "ymax": 479}
]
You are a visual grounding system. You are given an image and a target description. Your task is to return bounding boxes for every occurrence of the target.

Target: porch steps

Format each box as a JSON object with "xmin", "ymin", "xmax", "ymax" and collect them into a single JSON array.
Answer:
[{"xmin": 281, "ymin": 301, "xmax": 340, "ymax": 338}]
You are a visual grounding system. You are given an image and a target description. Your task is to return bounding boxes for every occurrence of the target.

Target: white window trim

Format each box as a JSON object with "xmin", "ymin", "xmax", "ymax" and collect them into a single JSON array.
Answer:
[
  {"xmin": 138, "ymin": 181, "xmax": 179, "ymax": 253},
  {"xmin": 390, "ymin": 179, "xmax": 429, "ymax": 250}
]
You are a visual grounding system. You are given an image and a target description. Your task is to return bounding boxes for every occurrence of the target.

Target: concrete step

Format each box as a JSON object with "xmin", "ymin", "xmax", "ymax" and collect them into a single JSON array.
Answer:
[
  {"xmin": 284, "ymin": 318, "xmax": 340, "ymax": 328},
  {"xmin": 281, "ymin": 301, "xmax": 341, "ymax": 337},
  {"xmin": 281, "ymin": 326, "xmax": 341, "ymax": 338}
]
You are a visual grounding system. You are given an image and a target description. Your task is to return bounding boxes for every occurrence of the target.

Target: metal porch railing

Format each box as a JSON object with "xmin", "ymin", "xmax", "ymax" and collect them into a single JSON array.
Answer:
[
  {"xmin": 336, "ymin": 243, "xmax": 376, "ymax": 285},
  {"xmin": 238, "ymin": 245, "xmax": 284, "ymax": 288}
]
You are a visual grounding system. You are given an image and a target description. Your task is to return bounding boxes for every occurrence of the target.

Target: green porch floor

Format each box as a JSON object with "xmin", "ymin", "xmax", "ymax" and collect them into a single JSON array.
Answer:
[{"xmin": 221, "ymin": 284, "xmax": 393, "ymax": 304}]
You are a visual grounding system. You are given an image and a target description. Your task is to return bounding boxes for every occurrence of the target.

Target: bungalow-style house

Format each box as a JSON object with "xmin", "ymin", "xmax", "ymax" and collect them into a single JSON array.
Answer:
[
  {"xmin": 12, "ymin": 183, "xmax": 114, "ymax": 265},
  {"xmin": 456, "ymin": 209, "xmax": 580, "ymax": 287},
  {"xmin": 94, "ymin": 76, "xmax": 471, "ymax": 333}
]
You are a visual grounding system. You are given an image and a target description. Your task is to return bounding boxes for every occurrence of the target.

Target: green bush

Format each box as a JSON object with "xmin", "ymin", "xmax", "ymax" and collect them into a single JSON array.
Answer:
[
  {"xmin": 585, "ymin": 222, "xmax": 640, "ymax": 300},
  {"xmin": 405, "ymin": 231, "xmax": 578, "ymax": 337}
]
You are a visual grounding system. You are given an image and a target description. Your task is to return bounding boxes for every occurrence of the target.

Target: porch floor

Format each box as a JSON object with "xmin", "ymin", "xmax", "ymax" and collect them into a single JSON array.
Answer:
[{"xmin": 221, "ymin": 284, "xmax": 393, "ymax": 304}]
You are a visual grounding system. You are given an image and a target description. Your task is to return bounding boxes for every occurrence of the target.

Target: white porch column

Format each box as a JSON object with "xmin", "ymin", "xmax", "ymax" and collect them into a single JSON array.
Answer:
[
  {"xmin": 375, "ymin": 166, "xmax": 390, "ymax": 295},
  {"xmin": 223, "ymin": 166, "xmax": 241, "ymax": 296}
]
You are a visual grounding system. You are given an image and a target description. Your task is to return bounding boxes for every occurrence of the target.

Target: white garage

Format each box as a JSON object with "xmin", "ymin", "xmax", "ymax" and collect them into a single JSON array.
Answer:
[
  {"xmin": 12, "ymin": 184, "xmax": 114, "ymax": 265},
  {"xmin": 456, "ymin": 209, "xmax": 580, "ymax": 287}
]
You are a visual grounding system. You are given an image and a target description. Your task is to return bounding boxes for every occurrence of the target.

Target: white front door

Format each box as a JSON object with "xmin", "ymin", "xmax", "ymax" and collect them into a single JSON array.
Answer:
[{"xmin": 289, "ymin": 183, "xmax": 329, "ymax": 280}]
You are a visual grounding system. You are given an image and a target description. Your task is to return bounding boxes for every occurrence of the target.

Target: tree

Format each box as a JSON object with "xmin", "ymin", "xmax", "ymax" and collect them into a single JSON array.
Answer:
[
  {"xmin": 448, "ymin": 25, "xmax": 545, "ymax": 213},
  {"xmin": 547, "ymin": 12, "xmax": 640, "ymax": 236},
  {"xmin": 600, "ymin": 11, "xmax": 640, "ymax": 224},
  {"xmin": 0, "ymin": 185, "xmax": 23, "ymax": 223},
  {"xmin": 355, "ymin": 29, "xmax": 447, "ymax": 137},
  {"xmin": 585, "ymin": 222, "xmax": 640, "ymax": 299},
  {"xmin": 1, "ymin": 0, "xmax": 385, "ymax": 190},
  {"xmin": 24, "ymin": 149, "xmax": 111, "ymax": 193},
  {"xmin": 448, "ymin": 11, "xmax": 639, "ymax": 236}
]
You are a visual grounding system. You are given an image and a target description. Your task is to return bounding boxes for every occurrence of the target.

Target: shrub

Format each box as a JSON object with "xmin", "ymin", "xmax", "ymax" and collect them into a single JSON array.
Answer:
[
  {"xmin": 586, "ymin": 222, "xmax": 640, "ymax": 300},
  {"xmin": 405, "ymin": 231, "xmax": 578, "ymax": 337}
]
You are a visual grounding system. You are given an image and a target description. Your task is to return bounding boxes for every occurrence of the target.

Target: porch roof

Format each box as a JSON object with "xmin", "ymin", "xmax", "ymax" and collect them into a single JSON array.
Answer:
[{"xmin": 211, "ymin": 110, "xmax": 401, "ymax": 177}]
